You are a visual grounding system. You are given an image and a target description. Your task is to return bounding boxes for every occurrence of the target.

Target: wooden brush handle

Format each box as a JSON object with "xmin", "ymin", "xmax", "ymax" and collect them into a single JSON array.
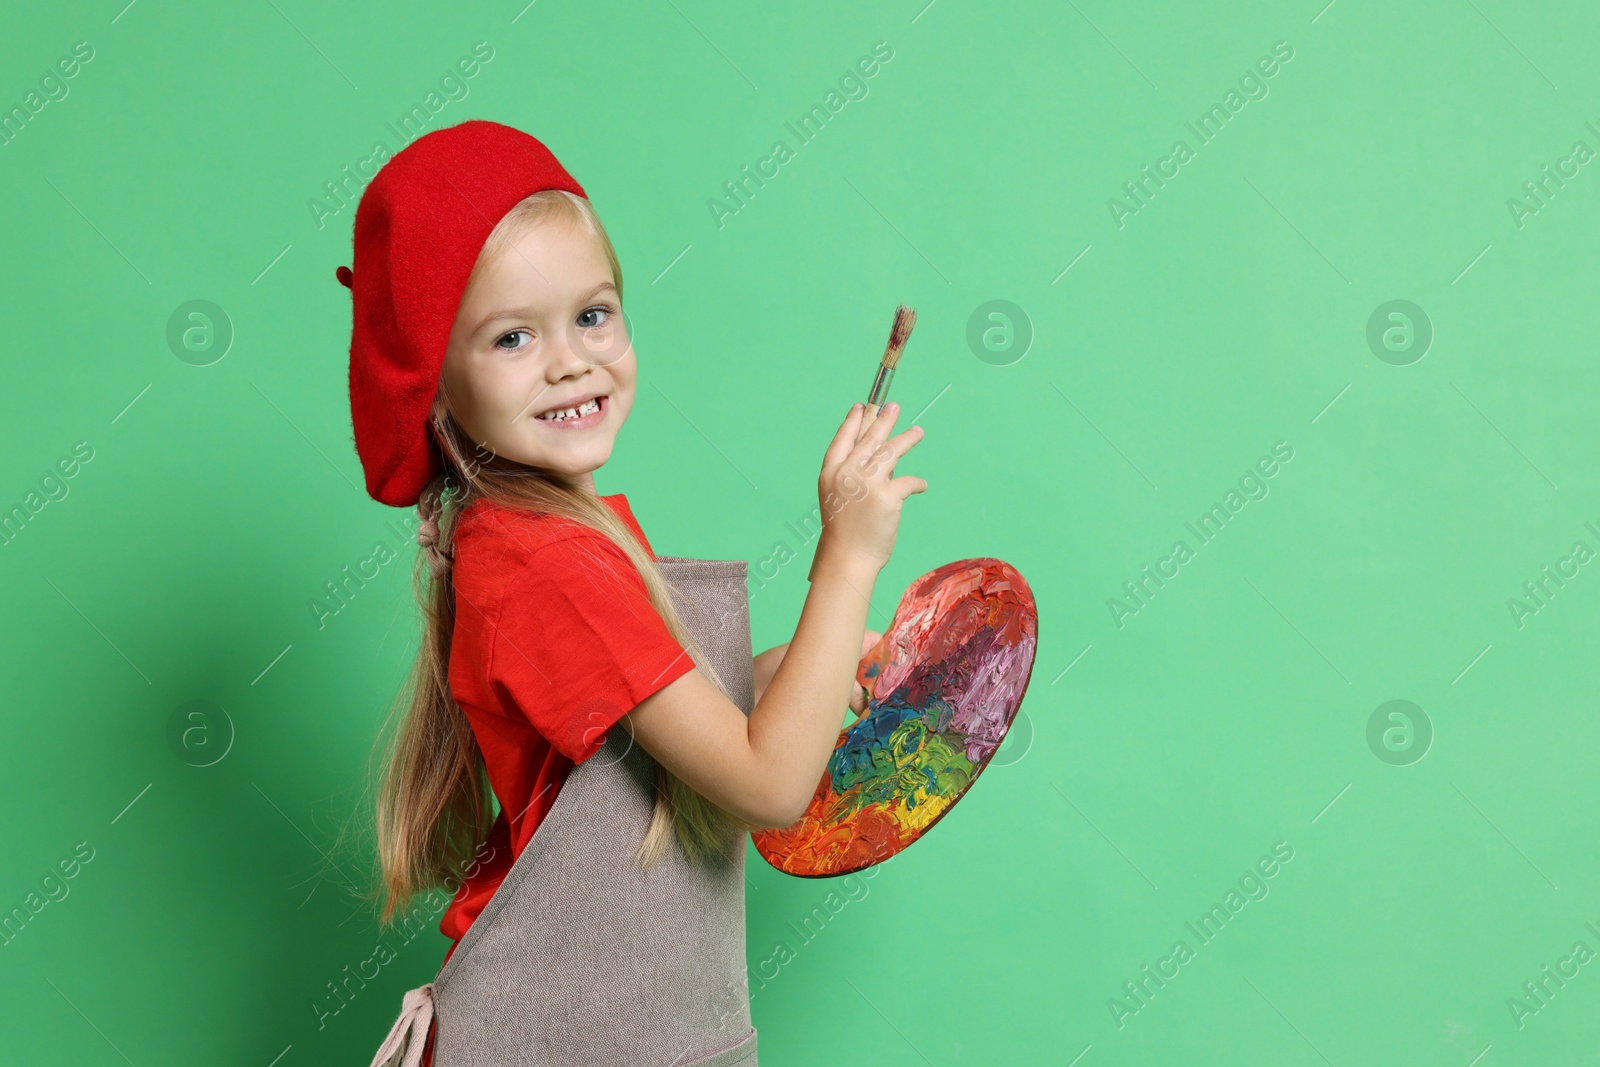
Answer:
[{"xmin": 855, "ymin": 401, "xmax": 885, "ymax": 444}]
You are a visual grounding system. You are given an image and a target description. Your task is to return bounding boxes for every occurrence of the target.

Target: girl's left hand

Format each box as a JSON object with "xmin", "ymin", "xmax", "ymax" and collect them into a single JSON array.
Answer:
[
  {"xmin": 755, "ymin": 630, "xmax": 882, "ymax": 718},
  {"xmin": 847, "ymin": 628, "xmax": 883, "ymax": 720}
]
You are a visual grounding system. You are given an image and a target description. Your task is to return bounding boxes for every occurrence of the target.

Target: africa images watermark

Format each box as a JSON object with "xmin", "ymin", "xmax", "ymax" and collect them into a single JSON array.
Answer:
[
  {"xmin": 0, "ymin": 40, "xmax": 96, "ymax": 149},
  {"xmin": 308, "ymin": 510, "xmax": 423, "ymax": 630},
  {"xmin": 310, "ymin": 838, "xmax": 499, "ymax": 1031},
  {"xmin": 306, "ymin": 41, "xmax": 497, "ymax": 231},
  {"xmin": 1504, "ymin": 518, "xmax": 1600, "ymax": 630},
  {"xmin": 1, "ymin": 840, "xmax": 97, "ymax": 949},
  {"xmin": 709, "ymin": 837, "xmax": 904, "ymax": 1036},
  {"xmin": 738, "ymin": 417, "xmax": 904, "ymax": 619},
  {"xmin": 1108, "ymin": 840, "xmax": 1296, "ymax": 1029},
  {"xmin": 1504, "ymin": 119, "xmax": 1600, "ymax": 230},
  {"xmin": 0, "ymin": 439, "xmax": 96, "ymax": 551},
  {"xmin": 707, "ymin": 40, "xmax": 896, "ymax": 230},
  {"xmin": 1505, "ymin": 918, "xmax": 1600, "ymax": 1031},
  {"xmin": 307, "ymin": 439, "xmax": 507, "ymax": 630},
  {"xmin": 1107, "ymin": 40, "xmax": 1296, "ymax": 229},
  {"xmin": 1107, "ymin": 440, "xmax": 1295, "ymax": 629}
]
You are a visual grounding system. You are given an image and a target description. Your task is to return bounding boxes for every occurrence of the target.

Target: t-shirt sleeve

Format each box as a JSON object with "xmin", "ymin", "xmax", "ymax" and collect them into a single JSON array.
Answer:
[{"xmin": 485, "ymin": 531, "xmax": 695, "ymax": 764}]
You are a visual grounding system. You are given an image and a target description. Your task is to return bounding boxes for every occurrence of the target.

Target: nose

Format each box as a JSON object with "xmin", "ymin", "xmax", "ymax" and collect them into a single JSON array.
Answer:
[{"xmin": 546, "ymin": 327, "xmax": 599, "ymax": 383}]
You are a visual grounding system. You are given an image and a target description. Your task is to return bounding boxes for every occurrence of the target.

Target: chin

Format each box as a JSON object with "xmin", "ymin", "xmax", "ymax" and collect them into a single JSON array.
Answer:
[{"xmin": 546, "ymin": 446, "xmax": 615, "ymax": 479}]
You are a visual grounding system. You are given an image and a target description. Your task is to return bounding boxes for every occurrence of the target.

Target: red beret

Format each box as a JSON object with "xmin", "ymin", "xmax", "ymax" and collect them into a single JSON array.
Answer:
[{"xmin": 335, "ymin": 120, "xmax": 588, "ymax": 507}]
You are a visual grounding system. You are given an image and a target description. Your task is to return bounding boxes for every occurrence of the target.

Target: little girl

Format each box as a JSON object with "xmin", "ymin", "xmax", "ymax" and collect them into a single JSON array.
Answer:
[{"xmin": 341, "ymin": 121, "xmax": 926, "ymax": 1067}]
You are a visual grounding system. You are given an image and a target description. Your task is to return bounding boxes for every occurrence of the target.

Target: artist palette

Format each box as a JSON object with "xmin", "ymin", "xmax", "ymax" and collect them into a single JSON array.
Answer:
[{"xmin": 753, "ymin": 557, "xmax": 1038, "ymax": 877}]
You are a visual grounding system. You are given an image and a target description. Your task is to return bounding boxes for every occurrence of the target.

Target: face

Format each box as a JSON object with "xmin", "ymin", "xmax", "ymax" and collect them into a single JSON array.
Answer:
[{"xmin": 432, "ymin": 213, "xmax": 633, "ymax": 494}]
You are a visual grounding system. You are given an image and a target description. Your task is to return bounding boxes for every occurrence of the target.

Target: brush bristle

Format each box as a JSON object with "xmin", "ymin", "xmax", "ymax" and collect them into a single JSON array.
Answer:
[{"xmin": 881, "ymin": 305, "xmax": 917, "ymax": 369}]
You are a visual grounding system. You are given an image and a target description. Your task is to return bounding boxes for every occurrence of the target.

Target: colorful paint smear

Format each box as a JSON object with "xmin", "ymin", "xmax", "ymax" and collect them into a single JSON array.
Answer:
[{"xmin": 753, "ymin": 557, "xmax": 1038, "ymax": 877}]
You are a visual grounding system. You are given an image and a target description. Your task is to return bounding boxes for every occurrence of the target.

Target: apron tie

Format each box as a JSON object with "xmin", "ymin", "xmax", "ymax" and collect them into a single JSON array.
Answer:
[{"xmin": 368, "ymin": 982, "xmax": 434, "ymax": 1067}]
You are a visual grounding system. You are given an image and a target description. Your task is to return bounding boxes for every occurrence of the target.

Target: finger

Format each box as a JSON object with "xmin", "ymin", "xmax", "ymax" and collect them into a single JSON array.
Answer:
[
  {"xmin": 848, "ymin": 400, "xmax": 900, "ymax": 462},
  {"xmin": 888, "ymin": 473, "xmax": 929, "ymax": 499},
  {"xmin": 823, "ymin": 403, "xmax": 866, "ymax": 470},
  {"xmin": 856, "ymin": 423, "xmax": 925, "ymax": 480},
  {"xmin": 847, "ymin": 405, "xmax": 909, "ymax": 475}
]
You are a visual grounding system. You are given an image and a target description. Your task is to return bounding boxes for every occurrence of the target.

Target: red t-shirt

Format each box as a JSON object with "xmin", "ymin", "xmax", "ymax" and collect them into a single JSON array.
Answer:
[{"xmin": 436, "ymin": 492, "xmax": 697, "ymax": 949}]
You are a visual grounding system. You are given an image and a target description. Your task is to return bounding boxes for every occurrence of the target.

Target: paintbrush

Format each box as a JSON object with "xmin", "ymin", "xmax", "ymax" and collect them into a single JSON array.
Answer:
[
  {"xmin": 854, "ymin": 305, "xmax": 918, "ymax": 444},
  {"xmin": 807, "ymin": 304, "xmax": 918, "ymax": 583}
]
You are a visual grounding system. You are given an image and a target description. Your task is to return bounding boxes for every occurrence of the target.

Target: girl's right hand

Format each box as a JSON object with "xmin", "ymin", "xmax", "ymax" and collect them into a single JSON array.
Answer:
[{"xmin": 816, "ymin": 401, "xmax": 928, "ymax": 573}]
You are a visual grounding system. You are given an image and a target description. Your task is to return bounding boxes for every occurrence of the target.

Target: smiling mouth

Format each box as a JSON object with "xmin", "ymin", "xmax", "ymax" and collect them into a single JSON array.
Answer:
[{"xmin": 533, "ymin": 395, "xmax": 607, "ymax": 428}]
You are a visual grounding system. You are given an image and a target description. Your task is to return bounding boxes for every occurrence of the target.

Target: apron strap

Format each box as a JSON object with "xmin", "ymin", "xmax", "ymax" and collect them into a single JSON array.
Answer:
[{"xmin": 368, "ymin": 982, "xmax": 434, "ymax": 1067}]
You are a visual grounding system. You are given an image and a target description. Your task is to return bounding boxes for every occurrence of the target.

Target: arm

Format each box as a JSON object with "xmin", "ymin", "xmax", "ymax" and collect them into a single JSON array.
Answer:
[
  {"xmin": 621, "ymin": 402, "xmax": 926, "ymax": 829},
  {"xmin": 752, "ymin": 644, "xmax": 787, "ymax": 708},
  {"xmin": 755, "ymin": 631, "xmax": 882, "ymax": 718}
]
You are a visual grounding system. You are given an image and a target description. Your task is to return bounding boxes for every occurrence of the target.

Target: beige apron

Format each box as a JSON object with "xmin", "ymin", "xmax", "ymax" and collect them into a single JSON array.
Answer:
[{"xmin": 370, "ymin": 556, "xmax": 759, "ymax": 1067}]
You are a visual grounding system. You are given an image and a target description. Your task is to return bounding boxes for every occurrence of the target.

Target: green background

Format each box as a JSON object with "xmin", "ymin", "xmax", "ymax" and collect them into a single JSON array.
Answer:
[{"xmin": 3, "ymin": 0, "xmax": 1598, "ymax": 1063}]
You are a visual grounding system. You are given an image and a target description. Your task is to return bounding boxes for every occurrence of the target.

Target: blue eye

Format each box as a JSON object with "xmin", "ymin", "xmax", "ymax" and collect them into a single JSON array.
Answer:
[
  {"xmin": 495, "ymin": 329, "xmax": 531, "ymax": 351},
  {"xmin": 577, "ymin": 306, "xmax": 611, "ymax": 330}
]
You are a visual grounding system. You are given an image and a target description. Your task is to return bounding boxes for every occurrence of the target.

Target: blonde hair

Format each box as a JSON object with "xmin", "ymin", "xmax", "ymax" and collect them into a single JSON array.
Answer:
[{"xmin": 352, "ymin": 189, "xmax": 747, "ymax": 926}]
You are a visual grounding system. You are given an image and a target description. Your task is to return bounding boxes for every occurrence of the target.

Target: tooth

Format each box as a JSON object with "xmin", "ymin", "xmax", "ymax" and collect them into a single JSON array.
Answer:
[{"xmin": 539, "ymin": 398, "xmax": 600, "ymax": 421}]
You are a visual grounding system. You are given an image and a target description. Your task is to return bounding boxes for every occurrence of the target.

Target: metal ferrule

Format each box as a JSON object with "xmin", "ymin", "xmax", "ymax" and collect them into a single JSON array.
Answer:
[{"xmin": 866, "ymin": 364, "xmax": 896, "ymax": 409}]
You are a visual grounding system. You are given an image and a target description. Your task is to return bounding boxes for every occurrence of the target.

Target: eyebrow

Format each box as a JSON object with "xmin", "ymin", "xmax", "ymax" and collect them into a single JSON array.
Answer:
[{"xmin": 472, "ymin": 281, "xmax": 619, "ymax": 337}]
